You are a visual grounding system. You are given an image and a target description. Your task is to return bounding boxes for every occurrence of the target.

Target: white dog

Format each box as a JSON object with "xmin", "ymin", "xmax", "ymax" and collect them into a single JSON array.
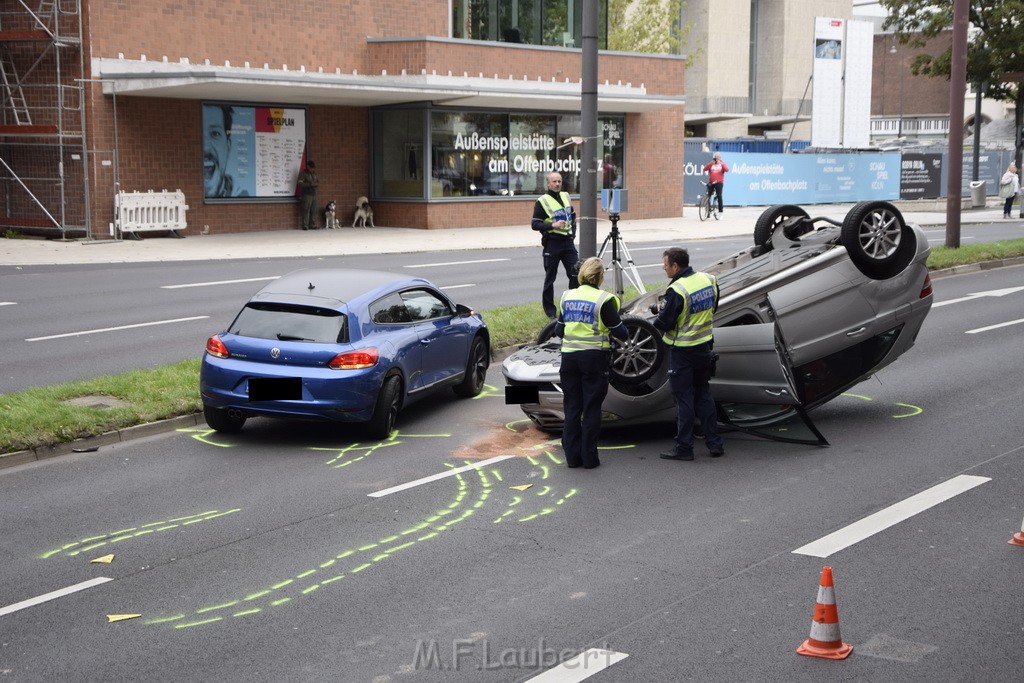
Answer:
[
  {"xmin": 323, "ymin": 200, "xmax": 341, "ymax": 229},
  {"xmin": 353, "ymin": 196, "xmax": 375, "ymax": 228}
]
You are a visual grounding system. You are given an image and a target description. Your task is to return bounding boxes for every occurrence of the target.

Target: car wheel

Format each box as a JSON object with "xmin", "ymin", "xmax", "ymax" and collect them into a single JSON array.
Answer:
[
  {"xmin": 203, "ymin": 405, "xmax": 246, "ymax": 433},
  {"xmin": 840, "ymin": 201, "xmax": 917, "ymax": 280},
  {"xmin": 753, "ymin": 205, "xmax": 810, "ymax": 251},
  {"xmin": 536, "ymin": 319, "xmax": 559, "ymax": 343},
  {"xmin": 365, "ymin": 375, "xmax": 401, "ymax": 440},
  {"xmin": 610, "ymin": 316, "xmax": 665, "ymax": 385},
  {"xmin": 453, "ymin": 336, "xmax": 490, "ymax": 397}
]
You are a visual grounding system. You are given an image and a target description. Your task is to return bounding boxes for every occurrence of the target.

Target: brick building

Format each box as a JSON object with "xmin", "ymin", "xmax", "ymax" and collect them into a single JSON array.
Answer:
[{"xmin": 0, "ymin": 1, "xmax": 684, "ymax": 237}]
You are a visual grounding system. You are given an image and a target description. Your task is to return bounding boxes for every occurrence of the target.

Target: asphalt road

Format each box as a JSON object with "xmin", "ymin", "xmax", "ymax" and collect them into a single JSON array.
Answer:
[
  {"xmin": 1, "ymin": 265, "xmax": 1023, "ymax": 680},
  {"xmin": 2, "ymin": 221, "xmax": 1023, "ymax": 394}
]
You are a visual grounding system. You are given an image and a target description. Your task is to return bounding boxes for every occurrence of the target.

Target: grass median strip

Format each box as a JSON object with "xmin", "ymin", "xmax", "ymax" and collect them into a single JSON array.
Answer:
[{"xmin": 2, "ymin": 241, "xmax": 1023, "ymax": 457}]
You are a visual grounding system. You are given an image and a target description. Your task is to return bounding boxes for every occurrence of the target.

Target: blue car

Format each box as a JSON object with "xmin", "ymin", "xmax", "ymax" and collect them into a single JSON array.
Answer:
[{"xmin": 200, "ymin": 268, "xmax": 490, "ymax": 438}]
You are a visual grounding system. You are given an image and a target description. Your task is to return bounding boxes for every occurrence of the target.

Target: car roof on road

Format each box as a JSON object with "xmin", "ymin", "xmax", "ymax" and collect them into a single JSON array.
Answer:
[{"xmin": 253, "ymin": 268, "xmax": 430, "ymax": 305}]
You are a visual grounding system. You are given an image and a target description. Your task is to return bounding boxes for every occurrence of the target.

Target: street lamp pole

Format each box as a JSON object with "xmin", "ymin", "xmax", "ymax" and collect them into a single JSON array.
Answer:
[{"xmin": 889, "ymin": 43, "xmax": 904, "ymax": 138}]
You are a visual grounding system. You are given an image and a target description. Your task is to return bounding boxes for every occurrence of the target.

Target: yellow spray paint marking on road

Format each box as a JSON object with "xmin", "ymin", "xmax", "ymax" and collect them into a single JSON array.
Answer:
[
  {"xmin": 151, "ymin": 462, "xmax": 496, "ymax": 629},
  {"xmin": 178, "ymin": 427, "xmax": 235, "ymax": 447},
  {"xmin": 505, "ymin": 419, "xmax": 531, "ymax": 432},
  {"xmin": 892, "ymin": 403, "xmax": 923, "ymax": 418},
  {"xmin": 471, "ymin": 382, "xmax": 501, "ymax": 400},
  {"xmin": 313, "ymin": 430, "xmax": 451, "ymax": 468},
  {"xmin": 39, "ymin": 509, "xmax": 241, "ymax": 559}
]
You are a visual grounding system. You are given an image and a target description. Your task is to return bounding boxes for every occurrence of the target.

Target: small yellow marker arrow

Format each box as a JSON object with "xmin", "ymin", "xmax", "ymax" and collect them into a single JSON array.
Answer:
[
  {"xmin": 510, "ymin": 484, "xmax": 533, "ymax": 491},
  {"xmin": 106, "ymin": 614, "xmax": 141, "ymax": 623},
  {"xmin": 90, "ymin": 554, "xmax": 115, "ymax": 564}
]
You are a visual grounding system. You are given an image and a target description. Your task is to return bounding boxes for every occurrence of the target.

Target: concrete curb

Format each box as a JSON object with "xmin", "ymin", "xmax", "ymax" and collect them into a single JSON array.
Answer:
[
  {"xmin": 3, "ymin": 256, "xmax": 1023, "ymax": 468},
  {"xmin": 0, "ymin": 413, "xmax": 202, "ymax": 471}
]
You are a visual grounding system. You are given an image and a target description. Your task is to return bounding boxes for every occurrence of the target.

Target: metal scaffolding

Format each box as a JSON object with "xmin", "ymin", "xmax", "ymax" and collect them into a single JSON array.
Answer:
[{"xmin": 0, "ymin": 0, "xmax": 88, "ymax": 237}]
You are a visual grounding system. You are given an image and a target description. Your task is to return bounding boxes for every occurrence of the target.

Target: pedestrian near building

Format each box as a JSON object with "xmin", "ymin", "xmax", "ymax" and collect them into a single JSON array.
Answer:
[
  {"xmin": 702, "ymin": 152, "xmax": 728, "ymax": 214},
  {"xmin": 555, "ymin": 257, "xmax": 628, "ymax": 469},
  {"xmin": 297, "ymin": 161, "xmax": 319, "ymax": 230},
  {"xmin": 999, "ymin": 163, "xmax": 1020, "ymax": 219},
  {"xmin": 653, "ymin": 247, "xmax": 725, "ymax": 461},
  {"xmin": 532, "ymin": 171, "xmax": 580, "ymax": 319}
]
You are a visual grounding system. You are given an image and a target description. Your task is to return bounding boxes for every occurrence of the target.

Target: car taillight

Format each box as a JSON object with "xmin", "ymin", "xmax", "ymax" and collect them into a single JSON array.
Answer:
[
  {"xmin": 329, "ymin": 348, "xmax": 379, "ymax": 370},
  {"xmin": 206, "ymin": 335, "xmax": 230, "ymax": 359},
  {"xmin": 920, "ymin": 274, "xmax": 933, "ymax": 298}
]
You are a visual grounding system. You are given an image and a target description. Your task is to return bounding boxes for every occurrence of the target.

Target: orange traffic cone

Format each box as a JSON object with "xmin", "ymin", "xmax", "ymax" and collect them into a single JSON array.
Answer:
[
  {"xmin": 797, "ymin": 566, "xmax": 853, "ymax": 660},
  {"xmin": 1009, "ymin": 515, "xmax": 1024, "ymax": 546}
]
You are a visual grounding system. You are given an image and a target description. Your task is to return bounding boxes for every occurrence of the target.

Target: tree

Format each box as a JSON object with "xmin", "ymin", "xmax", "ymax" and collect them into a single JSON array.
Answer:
[
  {"xmin": 881, "ymin": 0, "xmax": 1024, "ymax": 166},
  {"xmin": 608, "ymin": 0, "xmax": 690, "ymax": 56}
]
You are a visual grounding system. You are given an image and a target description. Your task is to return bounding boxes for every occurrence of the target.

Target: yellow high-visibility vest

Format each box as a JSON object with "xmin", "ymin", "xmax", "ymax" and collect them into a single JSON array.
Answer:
[
  {"xmin": 663, "ymin": 272, "xmax": 717, "ymax": 347},
  {"xmin": 560, "ymin": 285, "xmax": 618, "ymax": 353}
]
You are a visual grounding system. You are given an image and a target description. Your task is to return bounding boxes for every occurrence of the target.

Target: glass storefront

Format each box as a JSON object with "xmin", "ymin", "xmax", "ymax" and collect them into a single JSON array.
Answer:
[
  {"xmin": 373, "ymin": 107, "xmax": 624, "ymax": 200},
  {"xmin": 452, "ymin": 0, "xmax": 608, "ymax": 49}
]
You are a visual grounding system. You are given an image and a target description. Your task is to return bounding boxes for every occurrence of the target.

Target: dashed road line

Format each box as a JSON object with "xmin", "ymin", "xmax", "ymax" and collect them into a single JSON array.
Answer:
[
  {"xmin": 0, "ymin": 577, "xmax": 112, "ymax": 617},
  {"xmin": 368, "ymin": 456, "xmax": 513, "ymax": 498},
  {"xmin": 524, "ymin": 648, "xmax": 629, "ymax": 682},
  {"xmin": 792, "ymin": 474, "xmax": 990, "ymax": 558},
  {"xmin": 26, "ymin": 316, "xmax": 209, "ymax": 341}
]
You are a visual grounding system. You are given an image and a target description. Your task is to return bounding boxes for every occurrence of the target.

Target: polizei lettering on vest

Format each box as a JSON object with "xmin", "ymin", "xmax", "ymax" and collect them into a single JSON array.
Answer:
[
  {"xmin": 563, "ymin": 300, "xmax": 597, "ymax": 323},
  {"xmin": 689, "ymin": 287, "xmax": 715, "ymax": 312}
]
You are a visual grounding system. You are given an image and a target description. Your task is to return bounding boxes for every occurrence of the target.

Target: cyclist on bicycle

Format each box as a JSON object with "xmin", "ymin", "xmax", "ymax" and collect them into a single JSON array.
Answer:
[{"xmin": 702, "ymin": 152, "xmax": 729, "ymax": 214}]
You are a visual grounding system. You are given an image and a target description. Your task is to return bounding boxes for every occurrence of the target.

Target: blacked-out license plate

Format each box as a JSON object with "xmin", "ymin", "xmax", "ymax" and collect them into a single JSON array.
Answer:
[{"xmin": 248, "ymin": 377, "xmax": 302, "ymax": 401}]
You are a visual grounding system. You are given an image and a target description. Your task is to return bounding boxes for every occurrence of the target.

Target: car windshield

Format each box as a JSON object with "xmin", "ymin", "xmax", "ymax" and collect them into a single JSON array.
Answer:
[{"xmin": 228, "ymin": 303, "xmax": 347, "ymax": 343}]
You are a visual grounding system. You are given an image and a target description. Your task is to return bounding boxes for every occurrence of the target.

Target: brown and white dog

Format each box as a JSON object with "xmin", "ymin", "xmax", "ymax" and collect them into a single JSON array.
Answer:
[
  {"xmin": 323, "ymin": 200, "xmax": 341, "ymax": 229},
  {"xmin": 353, "ymin": 196, "xmax": 375, "ymax": 228}
]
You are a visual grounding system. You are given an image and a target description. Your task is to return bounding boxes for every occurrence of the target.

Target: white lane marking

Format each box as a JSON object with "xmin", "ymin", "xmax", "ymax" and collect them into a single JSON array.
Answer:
[
  {"xmin": 927, "ymin": 236, "xmax": 975, "ymax": 242},
  {"xmin": 966, "ymin": 317, "xmax": 1024, "ymax": 334},
  {"xmin": 439, "ymin": 283, "xmax": 475, "ymax": 290},
  {"xmin": 26, "ymin": 316, "xmax": 209, "ymax": 341},
  {"xmin": 161, "ymin": 276, "xmax": 279, "ymax": 289},
  {"xmin": 0, "ymin": 301, "xmax": 16, "ymax": 306},
  {"xmin": 932, "ymin": 286, "xmax": 1024, "ymax": 308},
  {"xmin": 404, "ymin": 258, "xmax": 509, "ymax": 268},
  {"xmin": 524, "ymin": 648, "xmax": 629, "ymax": 682},
  {"xmin": 368, "ymin": 456, "xmax": 514, "ymax": 498},
  {"xmin": 792, "ymin": 474, "xmax": 990, "ymax": 558},
  {"xmin": 0, "ymin": 577, "xmax": 112, "ymax": 617}
]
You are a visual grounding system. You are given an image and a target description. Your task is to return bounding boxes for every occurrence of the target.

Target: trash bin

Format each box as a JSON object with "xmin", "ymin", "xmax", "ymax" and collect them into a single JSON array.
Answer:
[{"xmin": 970, "ymin": 180, "xmax": 987, "ymax": 208}]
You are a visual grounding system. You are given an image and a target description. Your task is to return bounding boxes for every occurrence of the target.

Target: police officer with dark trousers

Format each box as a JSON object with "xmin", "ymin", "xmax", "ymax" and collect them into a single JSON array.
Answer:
[
  {"xmin": 556, "ymin": 257, "xmax": 628, "ymax": 469},
  {"xmin": 653, "ymin": 247, "xmax": 725, "ymax": 461},
  {"xmin": 532, "ymin": 171, "xmax": 580, "ymax": 319}
]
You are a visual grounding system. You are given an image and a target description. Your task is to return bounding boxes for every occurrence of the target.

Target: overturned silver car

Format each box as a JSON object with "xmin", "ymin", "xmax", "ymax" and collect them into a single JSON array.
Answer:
[{"xmin": 503, "ymin": 201, "xmax": 934, "ymax": 445}]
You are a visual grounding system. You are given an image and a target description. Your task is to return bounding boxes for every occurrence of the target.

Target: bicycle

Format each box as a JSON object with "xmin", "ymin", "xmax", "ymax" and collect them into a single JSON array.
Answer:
[{"xmin": 697, "ymin": 182, "xmax": 720, "ymax": 221}]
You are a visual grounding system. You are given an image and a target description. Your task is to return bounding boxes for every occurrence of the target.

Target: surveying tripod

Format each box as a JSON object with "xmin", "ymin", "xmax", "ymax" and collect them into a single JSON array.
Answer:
[{"xmin": 597, "ymin": 212, "xmax": 643, "ymax": 298}]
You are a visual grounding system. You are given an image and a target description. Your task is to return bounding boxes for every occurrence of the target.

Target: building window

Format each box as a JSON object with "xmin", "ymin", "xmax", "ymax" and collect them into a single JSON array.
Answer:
[
  {"xmin": 373, "ymin": 106, "xmax": 624, "ymax": 200},
  {"xmin": 373, "ymin": 109, "xmax": 425, "ymax": 198},
  {"xmin": 453, "ymin": 0, "xmax": 607, "ymax": 48}
]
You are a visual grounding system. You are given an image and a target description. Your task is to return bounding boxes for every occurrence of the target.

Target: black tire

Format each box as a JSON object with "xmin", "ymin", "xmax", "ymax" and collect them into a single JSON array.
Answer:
[
  {"xmin": 698, "ymin": 196, "xmax": 711, "ymax": 221},
  {"xmin": 536, "ymin": 319, "xmax": 560, "ymax": 343},
  {"xmin": 365, "ymin": 375, "xmax": 401, "ymax": 440},
  {"xmin": 753, "ymin": 205, "xmax": 810, "ymax": 251},
  {"xmin": 453, "ymin": 335, "xmax": 490, "ymax": 397},
  {"xmin": 610, "ymin": 316, "xmax": 665, "ymax": 385},
  {"xmin": 203, "ymin": 405, "xmax": 246, "ymax": 433},
  {"xmin": 840, "ymin": 201, "xmax": 917, "ymax": 280}
]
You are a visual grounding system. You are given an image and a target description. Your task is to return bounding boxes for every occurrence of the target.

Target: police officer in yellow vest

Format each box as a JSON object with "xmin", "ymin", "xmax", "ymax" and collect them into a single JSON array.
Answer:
[
  {"xmin": 653, "ymin": 247, "xmax": 725, "ymax": 461},
  {"xmin": 532, "ymin": 171, "xmax": 580, "ymax": 319},
  {"xmin": 555, "ymin": 257, "xmax": 627, "ymax": 469}
]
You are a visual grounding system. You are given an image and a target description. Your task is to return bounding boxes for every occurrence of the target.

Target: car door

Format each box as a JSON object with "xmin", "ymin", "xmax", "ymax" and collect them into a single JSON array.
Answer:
[
  {"xmin": 710, "ymin": 322, "xmax": 797, "ymax": 405},
  {"xmin": 765, "ymin": 258, "xmax": 878, "ymax": 368},
  {"xmin": 400, "ymin": 288, "xmax": 470, "ymax": 391},
  {"xmin": 367, "ymin": 292, "xmax": 424, "ymax": 390}
]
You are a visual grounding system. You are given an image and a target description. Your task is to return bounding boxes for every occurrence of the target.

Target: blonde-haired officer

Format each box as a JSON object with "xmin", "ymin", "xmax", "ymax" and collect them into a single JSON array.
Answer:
[{"xmin": 555, "ymin": 256, "xmax": 628, "ymax": 469}]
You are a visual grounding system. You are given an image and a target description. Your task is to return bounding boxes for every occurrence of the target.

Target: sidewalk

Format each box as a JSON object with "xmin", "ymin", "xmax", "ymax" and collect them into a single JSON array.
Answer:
[{"xmin": 0, "ymin": 202, "xmax": 1012, "ymax": 267}]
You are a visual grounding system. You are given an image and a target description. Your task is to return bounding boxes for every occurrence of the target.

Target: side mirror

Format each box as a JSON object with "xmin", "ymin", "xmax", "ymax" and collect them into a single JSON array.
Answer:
[{"xmin": 455, "ymin": 303, "xmax": 474, "ymax": 318}]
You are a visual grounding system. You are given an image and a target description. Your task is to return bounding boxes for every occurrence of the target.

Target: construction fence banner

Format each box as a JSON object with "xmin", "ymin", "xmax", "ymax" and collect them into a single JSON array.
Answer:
[
  {"xmin": 683, "ymin": 148, "xmax": 1019, "ymax": 206},
  {"xmin": 682, "ymin": 152, "xmax": 901, "ymax": 206}
]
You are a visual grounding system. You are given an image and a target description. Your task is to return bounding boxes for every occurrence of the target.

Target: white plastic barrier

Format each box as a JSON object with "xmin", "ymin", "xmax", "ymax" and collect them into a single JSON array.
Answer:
[{"xmin": 116, "ymin": 190, "xmax": 189, "ymax": 237}]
